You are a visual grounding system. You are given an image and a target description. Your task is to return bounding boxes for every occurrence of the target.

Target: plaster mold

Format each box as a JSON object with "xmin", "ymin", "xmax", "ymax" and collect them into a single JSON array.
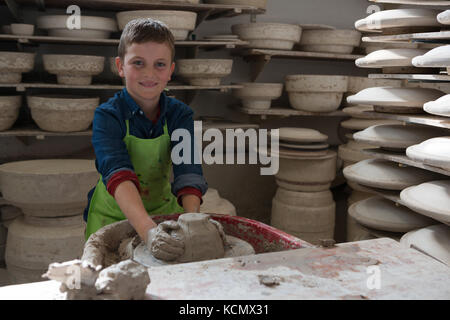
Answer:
[
  {"xmin": 354, "ymin": 124, "xmax": 446, "ymax": 151},
  {"xmin": 412, "ymin": 45, "xmax": 450, "ymax": 69},
  {"xmin": 0, "ymin": 159, "xmax": 98, "ymax": 217},
  {"xmin": 360, "ymin": 42, "xmax": 419, "ymax": 54},
  {"xmin": 406, "ymin": 137, "xmax": 450, "ymax": 170},
  {"xmin": 356, "ymin": 49, "xmax": 428, "ymax": 68},
  {"xmin": 233, "ymin": 83, "xmax": 283, "ymax": 109},
  {"xmin": 42, "ymin": 54, "xmax": 104, "ymax": 85},
  {"xmin": 343, "ymin": 159, "xmax": 442, "ymax": 190},
  {"xmin": 285, "ymin": 75, "xmax": 348, "ymax": 112},
  {"xmin": 231, "ymin": 23, "xmax": 301, "ymax": 50},
  {"xmin": 298, "ymin": 29, "xmax": 361, "ymax": 54},
  {"xmin": 116, "ymin": 11, "xmax": 197, "ymax": 40},
  {"xmin": 37, "ymin": 15, "xmax": 117, "ymax": 39},
  {"xmin": 400, "ymin": 181, "xmax": 450, "ymax": 226},
  {"xmin": 424, "ymin": 94, "xmax": 450, "ymax": 117},
  {"xmin": 349, "ymin": 196, "xmax": 436, "ymax": 233},
  {"xmin": 0, "ymin": 51, "xmax": 35, "ymax": 83},
  {"xmin": 0, "ymin": 96, "xmax": 21, "ymax": 131},
  {"xmin": 27, "ymin": 95, "xmax": 99, "ymax": 132},
  {"xmin": 176, "ymin": 59, "xmax": 233, "ymax": 86}
]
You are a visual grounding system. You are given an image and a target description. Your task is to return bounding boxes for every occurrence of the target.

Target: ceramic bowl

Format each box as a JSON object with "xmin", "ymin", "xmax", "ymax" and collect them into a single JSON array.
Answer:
[
  {"xmin": 0, "ymin": 51, "xmax": 35, "ymax": 83},
  {"xmin": 233, "ymin": 83, "xmax": 283, "ymax": 109},
  {"xmin": 412, "ymin": 45, "xmax": 450, "ymax": 68},
  {"xmin": 298, "ymin": 29, "xmax": 361, "ymax": 54},
  {"xmin": 176, "ymin": 59, "xmax": 233, "ymax": 86},
  {"xmin": 423, "ymin": 94, "xmax": 450, "ymax": 117},
  {"xmin": 10, "ymin": 24, "xmax": 34, "ymax": 36},
  {"xmin": 0, "ymin": 96, "xmax": 21, "ymax": 131},
  {"xmin": 356, "ymin": 49, "xmax": 428, "ymax": 68},
  {"xmin": 406, "ymin": 137, "xmax": 450, "ymax": 170}
]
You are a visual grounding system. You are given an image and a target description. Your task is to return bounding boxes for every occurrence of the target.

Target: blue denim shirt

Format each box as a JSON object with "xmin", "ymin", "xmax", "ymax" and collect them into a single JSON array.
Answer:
[{"xmin": 83, "ymin": 88, "xmax": 208, "ymax": 221}]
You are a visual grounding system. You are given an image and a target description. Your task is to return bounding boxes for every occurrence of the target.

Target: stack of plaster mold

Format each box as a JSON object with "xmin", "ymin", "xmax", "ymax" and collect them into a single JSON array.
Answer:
[
  {"xmin": 269, "ymin": 128, "xmax": 336, "ymax": 245},
  {"xmin": 176, "ymin": 59, "xmax": 233, "ymax": 86},
  {"xmin": 0, "ymin": 51, "xmax": 35, "ymax": 84},
  {"xmin": 0, "ymin": 159, "xmax": 98, "ymax": 284},
  {"xmin": 231, "ymin": 23, "xmax": 301, "ymax": 50},
  {"xmin": 296, "ymin": 25, "xmax": 361, "ymax": 54},
  {"xmin": 37, "ymin": 15, "xmax": 117, "ymax": 39},
  {"xmin": 232, "ymin": 83, "xmax": 283, "ymax": 110},
  {"xmin": 200, "ymin": 188, "xmax": 237, "ymax": 216},
  {"xmin": 0, "ymin": 96, "xmax": 21, "ymax": 131},
  {"xmin": 43, "ymin": 213, "xmax": 254, "ymax": 299},
  {"xmin": 116, "ymin": 10, "xmax": 197, "ymax": 41},
  {"xmin": 355, "ymin": 8, "xmax": 443, "ymax": 35},
  {"xmin": 285, "ymin": 75, "xmax": 348, "ymax": 112},
  {"xmin": 344, "ymin": 159, "xmax": 441, "ymax": 241}
]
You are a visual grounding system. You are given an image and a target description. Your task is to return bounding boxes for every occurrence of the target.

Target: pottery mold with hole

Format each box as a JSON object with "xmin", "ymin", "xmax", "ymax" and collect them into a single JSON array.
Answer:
[
  {"xmin": 275, "ymin": 150, "xmax": 337, "ymax": 192},
  {"xmin": 10, "ymin": 23, "xmax": 34, "ymax": 36},
  {"xmin": 298, "ymin": 29, "xmax": 361, "ymax": 54},
  {"xmin": 233, "ymin": 83, "xmax": 283, "ymax": 109},
  {"xmin": 42, "ymin": 54, "xmax": 105, "ymax": 85},
  {"xmin": 116, "ymin": 10, "xmax": 197, "ymax": 40},
  {"xmin": 0, "ymin": 51, "xmax": 35, "ymax": 83},
  {"xmin": 271, "ymin": 188, "xmax": 335, "ymax": 245},
  {"xmin": 343, "ymin": 159, "xmax": 442, "ymax": 190},
  {"xmin": 400, "ymin": 224, "xmax": 450, "ymax": 266},
  {"xmin": 176, "ymin": 59, "xmax": 233, "ymax": 86},
  {"xmin": 231, "ymin": 23, "xmax": 301, "ymax": 50},
  {"xmin": 285, "ymin": 75, "xmax": 348, "ymax": 112},
  {"xmin": 406, "ymin": 137, "xmax": 450, "ymax": 170},
  {"xmin": 27, "ymin": 95, "xmax": 99, "ymax": 132},
  {"xmin": 424, "ymin": 94, "xmax": 450, "ymax": 117},
  {"xmin": 200, "ymin": 188, "xmax": 237, "ymax": 216},
  {"xmin": 354, "ymin": 124, "xmax": 447, "ymax": 151},
  {"xmin": 400, "ymin": 180, "xmax": 450, "ymax": 226},
  {"xmin": 203, "ymin": 0, "xmax": 266, "ymax": 8},
  {"xmin": 37, "ymin": 15, "xmax": 117, "ymax": 39},
  {"xmin": 0, "ymin": 96, "xmax": 21, "ymax": 131},
  {"xmin": 356, "ymin": 49, "xmax": 428, "ymax": 68},
  {"xmin": 349, "ymin": 196, "xmax": 436, "ymax": 233},
  {"xmin": 355, "ymin": 9, "xmax": 442, "ymax": 32},
  {"xmin": 412, "ymin": 45, "xmax": 450, "ymax": 68},
  {"xmin": 0, "ymin": 159, "xmax": 98, "ymax": 217}
]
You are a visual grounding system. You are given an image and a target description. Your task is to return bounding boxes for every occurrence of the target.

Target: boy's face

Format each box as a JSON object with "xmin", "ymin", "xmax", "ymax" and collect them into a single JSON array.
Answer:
[{"xmin": 116, "ymin": 41, "xmax": 175, "ymax": 107}]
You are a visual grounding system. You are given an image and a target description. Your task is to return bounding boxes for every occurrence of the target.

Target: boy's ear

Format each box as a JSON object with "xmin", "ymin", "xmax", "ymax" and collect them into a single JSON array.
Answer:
[
  {"xmin": 169, "ymin": 61, "xmax": 175, "ymax": 80},
  {"xmin": 116, "ymin": 57, "xmax": 125, "ymax": 78}
]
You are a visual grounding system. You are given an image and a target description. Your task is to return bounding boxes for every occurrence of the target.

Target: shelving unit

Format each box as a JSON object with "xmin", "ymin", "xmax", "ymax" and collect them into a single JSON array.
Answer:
[
  {"xmin": 362, "ymin": 31, "xmax": 450, "ymax": 44},
  {"xmin": 232, "ymin": 105, "xmax": 348, "ymax": 120},
  {"xmin": 368, "ymin": 73, "xmax": 450, "ymax": 82},
  {"xmin": 368, "ymin": 0, "xmax": 450, "ymax": 6}
]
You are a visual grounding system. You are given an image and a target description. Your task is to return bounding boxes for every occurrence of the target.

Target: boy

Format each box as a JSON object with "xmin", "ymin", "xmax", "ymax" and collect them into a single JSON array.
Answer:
[{"xmin": 84, "ymin": 18, "xmax": 207, "ymax": 260}]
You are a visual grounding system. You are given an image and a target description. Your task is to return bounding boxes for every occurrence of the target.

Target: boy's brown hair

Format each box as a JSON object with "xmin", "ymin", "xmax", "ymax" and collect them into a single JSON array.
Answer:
[{"xmin": 118, "ymin": 18, "xmax": 175, "ymax": 62}]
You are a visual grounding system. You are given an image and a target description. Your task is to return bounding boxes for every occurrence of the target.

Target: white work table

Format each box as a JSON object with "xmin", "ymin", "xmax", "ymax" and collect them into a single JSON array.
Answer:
[{"xmin": 0, "ymin": 238, "xmax": 449, "ymax": 300}]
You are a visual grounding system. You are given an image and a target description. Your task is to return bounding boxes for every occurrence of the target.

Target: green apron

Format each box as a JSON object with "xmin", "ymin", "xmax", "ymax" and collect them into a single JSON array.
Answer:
[{"xmin": 85, "ymin": 119, "xmax": 184, "ymax": 240}]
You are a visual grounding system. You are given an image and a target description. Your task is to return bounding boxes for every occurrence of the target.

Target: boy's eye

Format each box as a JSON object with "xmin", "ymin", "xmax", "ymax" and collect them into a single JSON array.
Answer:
[
  {"xmin": 156, "ymin": 62, "xmax": 166, "ymax": 68},
  {"xmin": 133, "ymin": 60, "xmax": 144, "ymax": 66}
]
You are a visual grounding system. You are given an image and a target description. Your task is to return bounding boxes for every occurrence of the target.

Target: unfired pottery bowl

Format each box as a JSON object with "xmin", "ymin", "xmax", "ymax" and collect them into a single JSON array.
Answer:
[
  {"xmin": 298, "ymin": 29, "xmax": 361, "ymax": 54},
  {"xmin": 0, "ymin": 96, "xmax": 21, "ymax": 131},
  {"xmin": 10, "ymin": 23, "xmax": 34, "ymax": 36},
  {"xmin": 116, "ymin": 10, "xmax": 197, "ymax": 40},
  {"xmin": 42, "ymin": 54, "xmax": 105, "ymax": 85},
  {"xmin": 37, "ymin": 15, "xmax": 117, "ymax": 39},
  {"xmin": 285, "ymin": 75, "xmax": 347, "ymax": 112},
  {"xmin": 27, "ymin": 95, "xmax": 99, "ymax": 132},
  {"xmin": 233, "ymin": 83, "xmax": 283, "ymax": 109},
  {"xmin": 176, "ymin": 59, "xmax": 233, "ymax": 86},
  {"xmin": 231, "ymin": 23, "xmax": 301, "ymax": 50},
  {"xmin": 0, "ymin": 51, "xmax": 35, "ymax": 83},
  {"xmin": 0, "ymin": 159, "xmax": 98, "ymax": 217}
]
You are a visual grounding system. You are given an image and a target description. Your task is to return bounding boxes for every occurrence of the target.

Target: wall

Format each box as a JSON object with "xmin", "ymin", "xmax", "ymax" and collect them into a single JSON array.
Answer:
[{"xmin": 0, "ymin": 0, "xmax": 374, "ymax": 242}]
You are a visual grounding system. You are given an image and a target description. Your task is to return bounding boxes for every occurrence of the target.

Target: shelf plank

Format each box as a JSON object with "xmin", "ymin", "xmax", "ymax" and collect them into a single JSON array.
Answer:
[
  {"xmin": 239, "ymin": 48, "xmax": 363, "ymax": 61},
  {"xmin": 234, "ymin": 106, "xmax": 348, "ymax": 117},
  {"xmin": 0, "ymin": 83, "xmax": 243, "ymax": 91},
  {"xmin": 0, "ymin": 34, "xmax": 249, "ymax": 48},
  {"xmin": 369, "ymin": 0, "xmax": 450, "ymax": 5},
  {"xmin": 354, "ymin": 110, "xmax": 450, "ymax": 129},
  {"xmin": 0, "ymin": 125, "xmax": 92, "ymax": 137},
  {"xmin": 2, "ymin": 0, "xmax": 265, "ymax": 15},
  {"xmin": 363, "ymin": 148, "xmax": 450, "ymax": 176},
  {"xmin": 368, "ymin": 73, "xmax": 450, "ymax": 82},
  {"xmin": 362, "ymin": 31, "xmax": 450, "ymax": 44}
]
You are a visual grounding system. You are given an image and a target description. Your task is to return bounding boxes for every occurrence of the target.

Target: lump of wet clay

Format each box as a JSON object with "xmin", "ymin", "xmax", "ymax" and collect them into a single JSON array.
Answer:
[{"xmin": 133, "ymin": 213, "xmax": 255, "ymax": 267}]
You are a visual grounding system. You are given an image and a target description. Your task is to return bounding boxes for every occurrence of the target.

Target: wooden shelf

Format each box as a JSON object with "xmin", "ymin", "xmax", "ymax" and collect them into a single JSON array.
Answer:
[
  {"xmin": 369, "ymin": 0, "xmax": 450, "ymax": 6},
  {"xmin": 0, "ymin": 34, "xmax": 249, "ymax": 49},
  {"xmin": 362, "ymin": 31, "xmax": 450, "ymax": 44},
  {"xmin": 362, "ymin": 148, "xmax": 450, "ymax": 177},
  {"xmin": 235, "ymin": 48, "xmax": 363, "ymax": 81},
  {"xmin": 0, "ymin": 83, "xmax": 243, "ymax": 92},
  {"xmin": 368, "ymin": 73, "xmax": 450, "ymax": 82},
  {"xmin": 233, "ymin": 106, "xmax": 348, "ymax": 119},
  {"xmin": 353, "ymin": 109, "xmax": 450, "ymax": 129}
]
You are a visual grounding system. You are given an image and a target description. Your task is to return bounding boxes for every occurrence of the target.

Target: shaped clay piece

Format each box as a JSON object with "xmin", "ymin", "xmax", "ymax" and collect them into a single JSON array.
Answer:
[
  {"xmin": 412, "ymin": 45, "xmax": 450, "ymax": 68},
  {"xmin": 356, "ymin": 49, "xmax": 428, "ymax": 68},
  {"xmin": 277, "ymin": 127, "xmax": 328, "ymax": 144},
  {"xmin": 406, "ymin": 137, "xmax": 450, "ymax": 170},
  {"xmin": 424, "ymin": 94, "xmax": 450, "ymax": 117},
  {"xmin": 437, "ymin": 10, "xmax": 450, "ymax": 25}
]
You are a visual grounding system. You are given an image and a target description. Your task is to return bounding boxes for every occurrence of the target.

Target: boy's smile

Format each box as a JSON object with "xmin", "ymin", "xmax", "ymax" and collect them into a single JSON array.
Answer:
[{"xmin": 116, "ymin": 41, "xmax": 175, "ymax": 113}]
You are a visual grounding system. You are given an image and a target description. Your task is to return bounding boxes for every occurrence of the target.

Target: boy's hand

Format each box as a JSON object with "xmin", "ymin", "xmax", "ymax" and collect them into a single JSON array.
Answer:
[{"xmin": 146, "ymin": 221, "xmax": 185, "ymax": 261}]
